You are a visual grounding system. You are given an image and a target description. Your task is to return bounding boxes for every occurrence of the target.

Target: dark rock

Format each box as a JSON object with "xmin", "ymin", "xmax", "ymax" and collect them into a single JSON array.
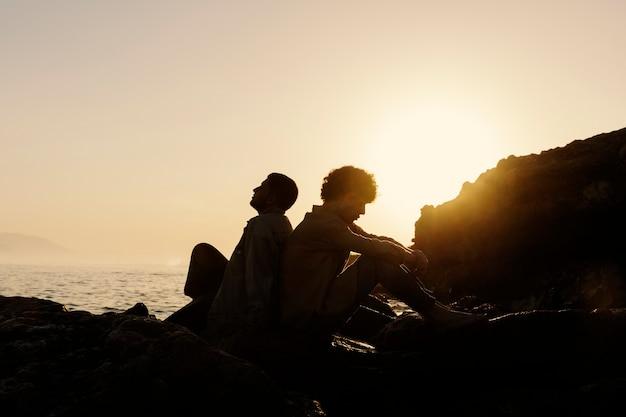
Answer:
[
  {"xmin": 3, "ymin": 295, "xmax": 626, "ymax": 416},
  {"xmin": 360, "ymin": 292, "xmax": 397, "ymax": 317},
  {"xmin": 321, "ymin": 308, "xmax": 626, "ymax": 416},
  {"xmin": 122, "ymin": 302, "xmax": 149, "ymax": 316},
  {"xmin": 449, "ymin": 295, "xmax": 503, "ymax": 316},
  {"xmin": 0, "ymin": 296, "xmax": 66, "ymax": 316},
  {"xmin": 0, "ymin": 295, "xmax": 323, "ymax": 417},
  {"xmin": 340, "ymin": 305, "xmax": 395, "ymax": 341},
  {"xmin": 413, "ymin": 127, "xmax": 626, "ymax": 310},
  {"xmin": 371, "ymin": 312, "xmax": 430, "ymax": 350}
]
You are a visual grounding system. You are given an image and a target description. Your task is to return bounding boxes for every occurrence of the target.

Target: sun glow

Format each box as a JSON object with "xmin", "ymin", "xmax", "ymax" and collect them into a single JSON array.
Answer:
[{"xmin": 360, "ymin": 101, "xmax": 506, "ymax": 245}]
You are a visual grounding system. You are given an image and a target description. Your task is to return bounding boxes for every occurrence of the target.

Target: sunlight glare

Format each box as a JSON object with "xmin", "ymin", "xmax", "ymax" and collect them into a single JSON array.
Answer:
[{"xmin": 361, "ymin": 101, "xmax": 505, "ymax": 244}]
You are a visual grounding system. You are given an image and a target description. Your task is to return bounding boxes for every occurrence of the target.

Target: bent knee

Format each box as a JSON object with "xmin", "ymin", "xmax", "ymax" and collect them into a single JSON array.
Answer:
[
  {"xmin": 192, "ymin": 242, "xmax": 211, "ymax": 253},
  {"xmin": 191, "ymin": 242, "xmax": 222, "ymax": 259}
]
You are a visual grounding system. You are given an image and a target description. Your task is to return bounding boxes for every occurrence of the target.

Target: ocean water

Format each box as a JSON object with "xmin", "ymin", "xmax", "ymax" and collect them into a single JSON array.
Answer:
[
  {"xmin": 0, "ymin": 263, "xmax": 191, "ymax": 319},
  {"xmin": 0, "ymin": 262, "xmax": 411, "ymax": 320}
]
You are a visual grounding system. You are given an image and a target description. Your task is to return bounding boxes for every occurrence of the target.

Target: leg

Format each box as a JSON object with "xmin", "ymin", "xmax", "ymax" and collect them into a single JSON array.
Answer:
[
  {"xmin": 183, "ymin": 243, "xmax": 228, "ymax": 300},
  {"xmin": 317, "ymin": 255, "xmax": 434, "ymax": 331},
  {"xmin": 165, "ymin": 243, "xmax": 227, "ymax": 332},
  {"xmin": 329, "ymin": 256, "xmax": 480, "ymax": 328},
  {"xmin": 367, "ymin": 258, "xmax": 485, "ymax": 327},
  {"xmin": 349, "ymin": 255, "xmax": 438, "ymax": 313}
]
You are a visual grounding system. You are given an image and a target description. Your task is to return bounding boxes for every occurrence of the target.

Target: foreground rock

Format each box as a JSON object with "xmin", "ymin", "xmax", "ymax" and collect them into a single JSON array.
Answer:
[
  {"xmin": 318, "ymin": 308, "xmax": 626, "ymax": 416},
  {"xmin": 3, "ymin": 295, "xmax": 626, "ymax": 416},
  {"xmin": 0, "ymin": 295, "xmax": 323, "ymax": 417},
  {"xmin": 413, "ymin": 127, "xmax": 626, "ymax": 310}
]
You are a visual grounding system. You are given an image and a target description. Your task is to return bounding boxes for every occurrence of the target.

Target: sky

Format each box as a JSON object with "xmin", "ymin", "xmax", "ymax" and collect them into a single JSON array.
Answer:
[{"xmin": 1, "ymin": 0, "xmax": 625, "ymax": 265}]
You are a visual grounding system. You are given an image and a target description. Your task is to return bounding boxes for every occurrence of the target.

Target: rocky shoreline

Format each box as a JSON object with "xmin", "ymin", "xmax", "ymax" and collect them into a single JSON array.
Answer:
[
  {"xmin": 0, "ymin": 295, "xmax": 322, "ymax": 417},
  {"xmin": 3, "ymin": 128, "xmax": 626, "ymax": 416},
  {"xmin": 2, "ymin": 295, "xmax": 626, "ymax": 416}
]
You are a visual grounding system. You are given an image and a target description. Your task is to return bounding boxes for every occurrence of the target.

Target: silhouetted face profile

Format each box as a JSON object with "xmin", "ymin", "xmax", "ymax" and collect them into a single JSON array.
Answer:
[
  {"xmin": 250, "ymin": 179, "xmax": 272, "ymax": 212},
  {"xmin": 250, "ymin": 173, "xmax": 299, "ymax": 214},
  {"xmin": 336, "ymin": 192, "xmax": 367, "ymax": 223},
  {"xmin": 320, "ymin": 166, "xmax": 377, "ymax": 224}
]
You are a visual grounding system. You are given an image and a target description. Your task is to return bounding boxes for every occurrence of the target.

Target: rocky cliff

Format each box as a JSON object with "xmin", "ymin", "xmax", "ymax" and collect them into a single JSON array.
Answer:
[{"xmin": 413, "ymin": 128, "xmax": 626, "ymax": 310}]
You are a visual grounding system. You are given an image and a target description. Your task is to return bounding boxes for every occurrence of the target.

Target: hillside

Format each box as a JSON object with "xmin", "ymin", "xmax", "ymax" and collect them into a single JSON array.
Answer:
[{"xmin": 0, "ymin": 233, "xmax": 72, "ymax": 263}]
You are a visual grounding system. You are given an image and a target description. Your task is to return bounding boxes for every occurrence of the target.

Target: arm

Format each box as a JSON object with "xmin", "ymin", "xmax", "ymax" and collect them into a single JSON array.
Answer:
[
  {"xmin": 346, "ymin": 222, "xmax": 428, "ymax": 272},
  {"xmin": 348, "ymin": 223, "xmax": 408, "ymax": 249},
  {"xmin": 323, "ymin": 220, "xmax": 412, "ymax": 265}
]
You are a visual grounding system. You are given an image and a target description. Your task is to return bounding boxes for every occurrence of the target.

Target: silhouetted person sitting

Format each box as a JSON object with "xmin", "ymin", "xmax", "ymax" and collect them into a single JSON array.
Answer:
[
  {"xmin": 166, "ymin": 173, "xmax": 298, "ymax": 334},
  {"xmin": 280, "ymin": 166, "xmax": 479, "ymax": 341}
]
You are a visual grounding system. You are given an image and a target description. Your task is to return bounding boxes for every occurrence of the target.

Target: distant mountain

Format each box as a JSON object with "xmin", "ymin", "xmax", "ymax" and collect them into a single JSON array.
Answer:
[
  {"xmin": 413, "ymin": 127, "xmax": 626, "ymax": 310},
  {"xmin": 0, "ymin": 233, "xmax": 73, "ymax": 263}
]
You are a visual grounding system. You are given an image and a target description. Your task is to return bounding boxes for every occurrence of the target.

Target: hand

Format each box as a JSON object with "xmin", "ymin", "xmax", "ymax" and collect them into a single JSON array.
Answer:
[{"xmin": 403, "ymin": 249, "xmax": 429, "ymax": 275}]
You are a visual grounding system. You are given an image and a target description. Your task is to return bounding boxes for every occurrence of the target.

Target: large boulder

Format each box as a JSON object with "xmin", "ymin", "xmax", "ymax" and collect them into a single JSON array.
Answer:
[
  {"xmin": 331, "ymin": 309, "xmax": 626, "ymax": 417},
  {"xmin": 413, "ymin": 127, "xmax": 626, "ymax": 309},
  {"xmin": 0, "ymin": 295, "xmax": 323, "ymax": 417}
]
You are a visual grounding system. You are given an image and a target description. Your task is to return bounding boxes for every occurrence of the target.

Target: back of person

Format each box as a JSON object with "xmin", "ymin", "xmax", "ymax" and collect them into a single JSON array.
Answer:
[
  {"xmin": 166, "ymin": 173, "xmax": 298, "ymax": 338},
  {"xmin": 280, "ymin": 206, "xmax": 353, "ymax": 329},
  {"xmin": 209, "ymin": 211, "xmax": 293, "ymax": 329}
]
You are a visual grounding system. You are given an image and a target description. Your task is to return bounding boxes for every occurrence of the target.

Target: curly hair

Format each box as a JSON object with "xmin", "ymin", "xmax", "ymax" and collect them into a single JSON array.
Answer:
[{"xmin": 320, "ymin": 166, "xmax": 377, "ymax": 203}]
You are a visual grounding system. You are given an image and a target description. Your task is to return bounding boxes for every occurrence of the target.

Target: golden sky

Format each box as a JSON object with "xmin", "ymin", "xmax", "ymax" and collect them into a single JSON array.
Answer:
[{"xmin": 1, "ymin": 1, "xmax": 625, "ymax": 264}]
